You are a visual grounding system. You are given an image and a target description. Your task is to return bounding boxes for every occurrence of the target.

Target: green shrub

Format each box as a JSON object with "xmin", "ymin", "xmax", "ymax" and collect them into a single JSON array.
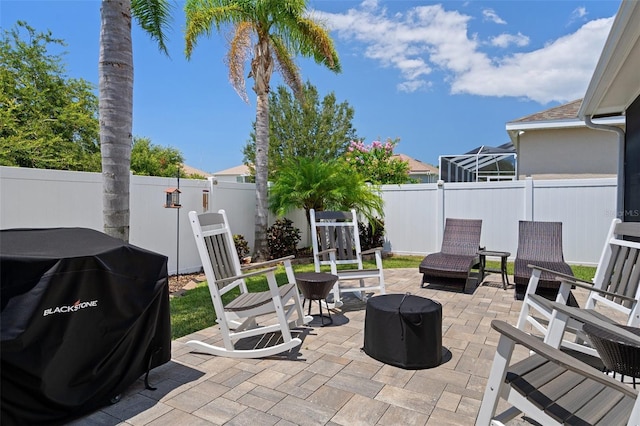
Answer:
[
  {"xmin": 233, "ymin": 234, "xmax": 250, "ymax": 262},
  {"xmin": 358, "ymin": 217, "xmax": 385, "ymax": 251},
  {"xmin": 267, "ymin": 218, "xmax": 301, "ymax": 259}
]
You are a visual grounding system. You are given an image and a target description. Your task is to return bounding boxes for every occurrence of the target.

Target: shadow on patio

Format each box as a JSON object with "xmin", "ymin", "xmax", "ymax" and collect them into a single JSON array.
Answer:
[{"xmin": 73, "ymin": 268, "xmax": 537, "ymax": 426}]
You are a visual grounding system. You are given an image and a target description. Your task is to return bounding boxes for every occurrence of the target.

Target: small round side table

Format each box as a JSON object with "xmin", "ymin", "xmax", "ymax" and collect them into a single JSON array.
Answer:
[{"xmin": 295, "ymin": 272, "xmax": 338, "ymax": 326}]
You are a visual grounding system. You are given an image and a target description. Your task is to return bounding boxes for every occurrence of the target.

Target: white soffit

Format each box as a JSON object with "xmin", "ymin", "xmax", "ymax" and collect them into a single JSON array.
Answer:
[{"xmin": 579, "ymin": 0, "xmax": 640, "ymax": 118}]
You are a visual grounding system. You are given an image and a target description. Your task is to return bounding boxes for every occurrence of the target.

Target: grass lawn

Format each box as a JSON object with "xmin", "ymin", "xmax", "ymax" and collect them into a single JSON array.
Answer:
[{"xmin": 169, "ymin": 255, "xmax": 597, "ymax": 339}]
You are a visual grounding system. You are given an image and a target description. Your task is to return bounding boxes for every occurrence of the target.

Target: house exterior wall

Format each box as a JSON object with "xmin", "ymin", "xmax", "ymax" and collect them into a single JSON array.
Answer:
[{"xmin": 517, "ymin": 127, "xmax": 618, "ymax": 179}]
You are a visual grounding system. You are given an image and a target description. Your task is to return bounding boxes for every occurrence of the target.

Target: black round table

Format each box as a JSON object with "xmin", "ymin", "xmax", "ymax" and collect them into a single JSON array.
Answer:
[
  {"xmin": 295, "ymin": 272, "xmax": 338, "ymax": 326},
  {"xmin": 583, "ymin": 323, "xmax": 640, "ymax": 387},
  {"xmin": 363, "ymin": 293, "xmax": 442, "ymax": 369}
]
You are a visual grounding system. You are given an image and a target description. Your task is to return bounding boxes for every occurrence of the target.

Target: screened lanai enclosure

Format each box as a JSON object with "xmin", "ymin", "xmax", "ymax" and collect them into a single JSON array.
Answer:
[{"xmin": 439, "ymin": 142, "xmax": 516, "ymax": 183}]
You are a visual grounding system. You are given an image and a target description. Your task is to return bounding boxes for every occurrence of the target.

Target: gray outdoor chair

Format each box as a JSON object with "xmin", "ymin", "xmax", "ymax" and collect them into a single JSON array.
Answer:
[
  {"xmin": 513, "ymin": 220, "xmax": 574, "ymax": 300},
  {"xmin": 419, "ymin": 218, "xmax": 482, "ymax": 294}
]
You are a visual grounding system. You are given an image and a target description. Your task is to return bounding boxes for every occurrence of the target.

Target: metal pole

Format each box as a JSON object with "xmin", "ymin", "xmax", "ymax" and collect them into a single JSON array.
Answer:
[{"xmin": 176, "ymin": 170, "xmax": 180, "ymax": 281}]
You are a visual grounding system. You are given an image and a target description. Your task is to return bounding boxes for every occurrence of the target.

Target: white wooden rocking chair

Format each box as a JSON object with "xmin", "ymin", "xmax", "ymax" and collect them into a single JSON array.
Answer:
[
  {"xmin": 516, "ymin": 218, "xmax": 640, "ymax": 358},
  {"xmin": 309, "ymin": 209, "xmax": 385, "ymax": 308},
  {"xmin": 477, "ymin": 319, "xmax": 640, "ymax": 425},
  {"xmin": 187, "ymin": 210, "xmax": 312, "ymax": 359}
]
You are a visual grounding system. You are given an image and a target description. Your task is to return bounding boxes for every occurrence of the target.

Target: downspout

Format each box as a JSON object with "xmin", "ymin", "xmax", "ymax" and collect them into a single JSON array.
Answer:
[{"xmin": 584, "ymin": 115, "xmax": 625, "ymax": 219}]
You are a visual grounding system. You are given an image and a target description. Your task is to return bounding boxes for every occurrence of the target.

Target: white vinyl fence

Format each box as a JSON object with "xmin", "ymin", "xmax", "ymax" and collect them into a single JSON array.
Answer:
[
  {"xmin": 1, "ymin": 166, "xmax": 616, "ymax": 274},
  {"xmin": 381, "ymin": 178, "xmax": 617, "ymax": 266}
]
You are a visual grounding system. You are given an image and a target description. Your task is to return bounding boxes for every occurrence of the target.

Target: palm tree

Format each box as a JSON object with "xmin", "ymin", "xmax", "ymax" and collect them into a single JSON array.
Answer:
[
  {"xmin": 269, "ymin": 157, "xmax": 384, "ymax": 227},
  {"xmin": 184, "ymin": 0, "xmax": 341, "ymax": 261},
  {"xmin": 99, "ymin": 0, "xmax": 171, "ymax": 241}
]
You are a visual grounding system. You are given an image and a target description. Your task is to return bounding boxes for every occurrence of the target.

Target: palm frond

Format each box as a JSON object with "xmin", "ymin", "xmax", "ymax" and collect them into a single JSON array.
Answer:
[
  {"xmin": 295, "ymin": 17, "xmax": 341, "ymax": 72},
  {"xmin": 225, "ymin": 22, "xmax": 253, "ymax": 103},
  {"xmin": 184, "ymin": 0, "xmax": 249, "ymax": 58},
  {"xmin": 132, "ymin": 0, "xmax": 173, "ymax": 55},
  {"xmin": 270, "ymin": 36, "xmax": 303, "ymax": 100}
]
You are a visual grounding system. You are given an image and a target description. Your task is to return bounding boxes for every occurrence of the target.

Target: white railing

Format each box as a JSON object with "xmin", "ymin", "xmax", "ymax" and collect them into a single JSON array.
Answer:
[{"xmin": 1, "ymin": 166, "xmax": 617, "ymax": 273}]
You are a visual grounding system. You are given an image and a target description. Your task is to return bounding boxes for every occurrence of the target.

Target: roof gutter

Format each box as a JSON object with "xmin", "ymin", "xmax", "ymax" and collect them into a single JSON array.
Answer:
[{"xmin": 584, "ymin": 115, "xmax": 625, "ymax": 219}]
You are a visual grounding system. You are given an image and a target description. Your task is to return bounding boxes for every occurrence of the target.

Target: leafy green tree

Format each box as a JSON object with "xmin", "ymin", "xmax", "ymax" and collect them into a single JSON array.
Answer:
[
  {"xmin": 184, "ymin": 0, "xmax": 341, "ymax": 261},
  {"xmin": 0, "ymin": 22, "xmax": 100, "ymax": 171},
  {"xmin": 269, "ymin": 157, "xmax": 384, "ymax": 226},
  {"xmin": 130, "ymin": 137, "xmax": 184, "ymax": 177},
  {"xmin": 243, "ymin": 82, "xmax": 358, "ymax": 179},
  {"xmin": 346, "ymin": 138, "xmax": 414, "ymax": 184},
  {"xmin": 99, "ymin": 0, "xmax": 172, "ymax": 241}
]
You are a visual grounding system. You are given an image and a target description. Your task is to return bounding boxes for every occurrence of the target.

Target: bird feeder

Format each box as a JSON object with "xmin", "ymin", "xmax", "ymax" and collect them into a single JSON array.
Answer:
[
  {"xmin": 202, "ymin": 189, "xmax": 209, "ymax": 212},
  {"xmin": 164, "ymin": 188, "xmax": 181, "ymax": 208}
]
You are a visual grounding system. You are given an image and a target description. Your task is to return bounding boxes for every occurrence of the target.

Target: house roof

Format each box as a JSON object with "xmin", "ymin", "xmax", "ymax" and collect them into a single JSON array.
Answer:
[
  {"xmin": 181, "ymin": 164, "xmax": 214, "ymax": 177},
  {"xmin": 214, "ymin": 164, "xmax": 251, "ymax": 176},
  {"xmin": 392, "ymin": 154, "xmax": 438, "ymax": 174},
  {"xmin": 505, "ymin": 98, "xmax": 624, "ymax": 144},
  {"xmin": 213, "ymin": 156, "xmax": 438, "ymax": 177},
  {"xmin": 579, "ymin": 0, "xmax": 640, "ymax": 118},
  {"xmin": 509, "ymin": 99, "xmax": 583, "ymax": 124}
]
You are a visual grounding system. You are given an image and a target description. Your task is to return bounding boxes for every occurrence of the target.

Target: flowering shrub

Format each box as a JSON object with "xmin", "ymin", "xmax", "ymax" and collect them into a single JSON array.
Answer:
[{"xmin": 345, "ymin": 138, "xmax": 413, "ymax": 184}]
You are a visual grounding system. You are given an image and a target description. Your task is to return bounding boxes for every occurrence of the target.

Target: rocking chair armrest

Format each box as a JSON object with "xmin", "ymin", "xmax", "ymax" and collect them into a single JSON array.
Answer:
[
  {"xmin": 315, "ymin": 248, "xmax": 337, "ymax": 257},
  {"xmin": 361, "ymin": 247, "xmax": 383, "ymax": 256},
  {"xmin": 241, "ymin": 255, "xmax": 294, "ymax": 271},
  {"xmin": 525, "ymin": 264, "xmax": 580, "ymax": 283},
  {"xmin": 491, "ymin": 320, "xmax": 638, "ymax": 397},
  {"xmin": 546, "ymin": 302, "xmax": 640, "ymax": 345},
  {"xmin": 218, "ymin": 266, "xmax": 278, "ymax": 285},
  {"xmin": 555, "ymin": 276, "xmax": 637, "ymax": 303}
]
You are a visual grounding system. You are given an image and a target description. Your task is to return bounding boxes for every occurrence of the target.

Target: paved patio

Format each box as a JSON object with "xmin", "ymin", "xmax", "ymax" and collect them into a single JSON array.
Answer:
[{"xmin": 72, "ymin": 269, "xmax": 538, "ymax": 426}]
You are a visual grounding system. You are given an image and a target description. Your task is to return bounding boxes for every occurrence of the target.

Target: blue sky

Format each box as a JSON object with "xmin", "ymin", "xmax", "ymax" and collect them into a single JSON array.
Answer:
[{"xmin": 1, "ymin": 0, "xmax": 622, "ymax": 173}]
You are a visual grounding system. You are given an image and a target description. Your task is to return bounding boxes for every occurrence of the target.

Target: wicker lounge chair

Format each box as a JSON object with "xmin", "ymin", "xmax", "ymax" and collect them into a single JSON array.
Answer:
[
  {"xmin": 419, "ymin": 218, "xmax": 482, "ymax": 294},
  {"xmin": 513, "ymin": 220, "xmax": 573, "ymax": 300},
  {"xmin": 476, "ymin": 319, "xmax": 640, "ymax": 425}
]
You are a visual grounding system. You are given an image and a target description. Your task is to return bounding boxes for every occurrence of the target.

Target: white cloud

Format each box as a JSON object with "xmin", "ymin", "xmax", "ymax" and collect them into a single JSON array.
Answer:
[
  {"xmin": 314, "ymin": 1, "xmax": 613, "ymax": 103},
  {"xmin": 397, "ymin": 80, "xmax": 430, "ymax": 93},
  {"xmin": 482, "ymin": 8, "xmax": 506, "ymax": 24},
  {"xmin": 572, "ymin": 6, "xmax": 588, "ymax": 19},
  {"xmin": 490, "ymin": 32, "xmax": 530, "ymax": 48},
  {"xmin": 568, "ymin": 6, "xmax": 589, "ymax": 26}
]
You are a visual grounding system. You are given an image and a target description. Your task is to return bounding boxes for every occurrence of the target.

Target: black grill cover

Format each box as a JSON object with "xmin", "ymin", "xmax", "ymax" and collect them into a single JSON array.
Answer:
[
  {"xmin": 1, "ymin": 228, "xmax": 171, "ymax": 426},
  {"xmin": 364, "ymin": 294, "xmax": 442, "ymax": 369}
]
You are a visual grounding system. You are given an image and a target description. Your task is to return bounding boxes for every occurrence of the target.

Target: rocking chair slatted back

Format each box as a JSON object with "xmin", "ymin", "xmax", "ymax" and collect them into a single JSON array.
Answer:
[
  {"xmin": 586, "ymin": 221, "xmax": 640, "ymax": 318},
  {"xmin": 314, "ymin": 210, "xmax": 359, "ymax": 263},
  {"xmin": 196, "ymin": 212, "xmax": 242, "ymax": 292},
  {"xmin": 204, "ymin": 233, "xmax": 236, "ymax": 284}
]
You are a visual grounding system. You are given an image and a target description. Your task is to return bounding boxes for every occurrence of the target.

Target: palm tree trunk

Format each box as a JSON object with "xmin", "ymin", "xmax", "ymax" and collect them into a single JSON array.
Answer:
[
  {"xmin": 254, "ymin": 91, "xmax": 269, "ymax": 261},
  {"xmin": 251, "ymin": 37, "xmax": 273, "ymax": 261},
  {"xmin": 99, "ymin": 0, "xmax": 133, "ymax": 242}
]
